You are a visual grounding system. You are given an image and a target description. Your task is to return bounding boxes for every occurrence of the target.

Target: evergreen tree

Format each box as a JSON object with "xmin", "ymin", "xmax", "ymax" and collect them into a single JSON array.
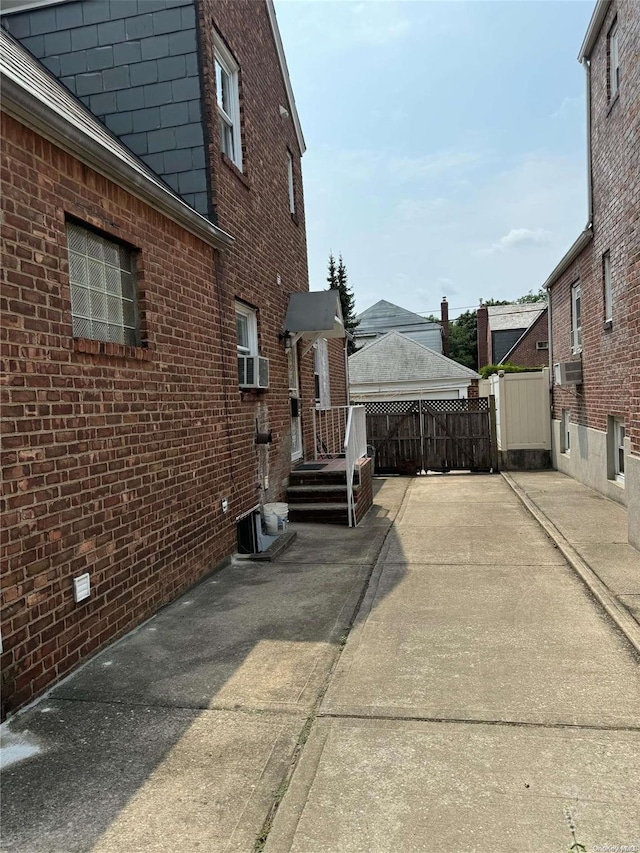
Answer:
[
  {"xmin": 328, "ymin": 253, "xmax": 359, "ymax": 354},
  {"xmin": 327, "ymin": 252, "xmax": 338, "ymax": 289}
]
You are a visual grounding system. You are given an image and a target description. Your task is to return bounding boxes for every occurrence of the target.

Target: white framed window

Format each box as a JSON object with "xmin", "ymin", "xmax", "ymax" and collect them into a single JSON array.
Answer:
[
  {"xmin": 214, "ymin": 35, "xmax": 242, "ymax": 170},
  {"xmin": 313, "ymin": 338, "xmax": 331, "ymax": 409},
  {"xmin": 287, "ymin": 150, "xmax": 295, "ymax": 215},
  {"xmin": 66, "ymin": 221, "xmax": 139, "ymax": 346},
  {"xmin": 603, "ymin": 251, "xmax": 612, "ymax": 323},
  {"xmin": 571, "ymin": 282, "xmax": 582, "ymax": 354},
  {"xmin": 608, "ymin": 21, "xmax": 619, "ymax": 100},
  {"xmin": 561, "ymin": 409, "xmax": 571, "ymax": 454},
  {"xmin": 236, "ymin": 302, "xmax": 257, "ymax": 356},
  {"xmin": 536, "ymin": 341, "xmax": 549, "ymax": 350}
]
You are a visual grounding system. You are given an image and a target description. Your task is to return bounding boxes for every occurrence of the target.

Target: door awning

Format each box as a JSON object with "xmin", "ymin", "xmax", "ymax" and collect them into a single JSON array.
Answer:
[{"xmin": 284, "ymin": 291, "xmax": 345, "ymax": 353}]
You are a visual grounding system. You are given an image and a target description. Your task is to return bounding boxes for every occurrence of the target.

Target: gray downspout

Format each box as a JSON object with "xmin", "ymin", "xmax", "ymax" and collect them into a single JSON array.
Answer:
[{"xmin": 583, "ymin": 57, "xmax": 594, "ymax": 228}]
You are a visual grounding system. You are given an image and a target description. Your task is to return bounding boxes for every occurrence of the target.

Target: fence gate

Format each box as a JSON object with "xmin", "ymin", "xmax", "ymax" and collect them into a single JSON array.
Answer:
[{"xmin": 365, "ymin": 398, "xmax": 497, "ymax": 475}]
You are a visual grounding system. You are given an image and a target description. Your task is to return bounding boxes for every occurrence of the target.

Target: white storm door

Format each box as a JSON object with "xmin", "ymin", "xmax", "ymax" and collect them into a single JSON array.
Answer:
[{"xmin": 288, "ymin": 348, "xmax": 303, "ymax": 460}]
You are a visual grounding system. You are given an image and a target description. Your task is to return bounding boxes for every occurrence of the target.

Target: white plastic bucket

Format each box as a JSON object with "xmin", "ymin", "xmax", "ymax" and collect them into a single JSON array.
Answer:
[
  {"xmin": 264, "ymin": 502, "xmax": 289, "ymax": 532},
  {"xmin": 264, "ymin": 511, "xmax": 279, "ymax": 535}
]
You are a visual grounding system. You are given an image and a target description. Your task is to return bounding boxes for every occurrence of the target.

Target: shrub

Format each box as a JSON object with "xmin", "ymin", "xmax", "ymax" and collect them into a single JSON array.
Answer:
[{"xmin": 479, "ymin": 362, "xmax": 545, "ymax": 379}]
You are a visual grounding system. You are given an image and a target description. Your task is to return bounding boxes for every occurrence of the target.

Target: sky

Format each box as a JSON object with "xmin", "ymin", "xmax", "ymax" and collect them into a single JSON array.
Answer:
[{"xmin": 274, "ymin": 0, "xmax": 595, "ymax": 319}]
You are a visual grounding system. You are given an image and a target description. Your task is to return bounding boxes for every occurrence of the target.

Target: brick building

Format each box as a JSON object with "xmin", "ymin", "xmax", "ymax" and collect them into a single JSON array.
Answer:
[
  {"xmin": 1, "ymin": 1, "xmax": 350, "ymax": 716},
  {"xmin": 476, "ymin": 302, "xmax": 548, "ymax": 369},
  {"xmin": 542, "ymin": 0, "xmax": 639, "ymax": 547}
]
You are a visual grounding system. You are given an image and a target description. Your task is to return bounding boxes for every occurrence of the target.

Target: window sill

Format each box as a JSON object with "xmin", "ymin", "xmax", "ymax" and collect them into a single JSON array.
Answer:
[
  {"xmin": 73, "ymin": 338, "xmax": 152, "ymax": 361},
  {"xmin": 221, "ymin": 153, "xmax": 250, "ymax": 189}
]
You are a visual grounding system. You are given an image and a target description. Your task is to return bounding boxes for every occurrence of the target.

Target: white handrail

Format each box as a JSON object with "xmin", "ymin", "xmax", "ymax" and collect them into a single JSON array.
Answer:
[{"xmin": 344, "ymin": 405, "xmax": 367, "ymax": 527}]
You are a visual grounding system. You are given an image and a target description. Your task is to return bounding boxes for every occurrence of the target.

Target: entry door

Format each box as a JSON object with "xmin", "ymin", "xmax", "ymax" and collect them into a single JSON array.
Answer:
[{"xmin": 288, "ymin": 348, "xmax": 303, "ymax": 460}]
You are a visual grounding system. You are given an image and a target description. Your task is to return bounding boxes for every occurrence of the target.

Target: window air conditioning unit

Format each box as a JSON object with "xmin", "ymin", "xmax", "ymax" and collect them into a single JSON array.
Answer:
[
  {"xmin": 554, "ymin": 361, "xmax": 582, "ymax": 386},
  {"xmin": 238, "ymin": 355, "xmax": 269, "ymax": 389}
]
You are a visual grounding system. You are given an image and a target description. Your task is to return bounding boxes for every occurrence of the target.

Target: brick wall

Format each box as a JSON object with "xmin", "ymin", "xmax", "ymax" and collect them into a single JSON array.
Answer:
[
  {"xmin": 507, "ymin": 309, "xmax": 549, "ymax": 368},
  {"xmin": 1, "ymin": 115, "xmax": 237, "ymax": 716},
  {"xmin": 550, "ymin": 0, "xmax": 639, "ymax": 451},
  {"xmin": 1, "ymin": 0, "xmax": 349, "ymax": 716},
  {"xmin": 197, "ymin": 0, "xmax": 345, "ymax": 501}
]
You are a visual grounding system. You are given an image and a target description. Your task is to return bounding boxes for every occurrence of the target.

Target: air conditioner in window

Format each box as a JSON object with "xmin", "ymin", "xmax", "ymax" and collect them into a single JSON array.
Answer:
[
  {"xmin": 554, "ymin": 361, "xmax": 582, "ymax": 386},
  {"xmin": 238, "ymin": 355, "xmax": 269, "ymax": 389}
]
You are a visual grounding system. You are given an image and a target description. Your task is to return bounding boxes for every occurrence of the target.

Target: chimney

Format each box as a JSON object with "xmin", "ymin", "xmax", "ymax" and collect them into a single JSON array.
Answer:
[
  {"xmin": 476, "ymin": 302, "xmax": 488, "ymax": 369},
  {"xmin": 440, "ymin": 297, "xmax": 449, "ymax": 357}
]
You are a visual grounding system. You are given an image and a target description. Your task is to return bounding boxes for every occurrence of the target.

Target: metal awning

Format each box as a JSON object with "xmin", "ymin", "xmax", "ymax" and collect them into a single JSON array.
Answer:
[{"xmin": 284, "ymin": 291, "xmax": 345, "ymax": 354}]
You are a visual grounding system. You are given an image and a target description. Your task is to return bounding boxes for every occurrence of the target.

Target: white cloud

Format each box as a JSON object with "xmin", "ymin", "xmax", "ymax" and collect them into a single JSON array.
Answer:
[{"xmin": 479, "ymin": 227, "xmax": 553, "ymax": 256}]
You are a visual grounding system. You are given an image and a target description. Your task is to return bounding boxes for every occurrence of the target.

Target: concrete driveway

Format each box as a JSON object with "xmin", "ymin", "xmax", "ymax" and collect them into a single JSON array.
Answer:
[{"xmin": 2, "ymin": 474, "xmax": 639, "ymax": 853}]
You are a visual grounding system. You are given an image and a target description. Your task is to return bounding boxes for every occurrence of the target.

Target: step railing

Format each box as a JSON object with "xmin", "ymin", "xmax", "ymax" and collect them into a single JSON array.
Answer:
[
  {"xmin": 311, "ymin": 405, "xmax": 368, "ymax": 526},
  {"xmin": 313, "ymin": 405, "xmax": 350, "ymax": 459}
]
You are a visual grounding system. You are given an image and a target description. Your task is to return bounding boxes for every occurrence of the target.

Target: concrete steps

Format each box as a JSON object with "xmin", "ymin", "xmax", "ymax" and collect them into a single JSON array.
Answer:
[{"xmin": 287, "ymin": 460, "xmax": 372, "ymax": 526}]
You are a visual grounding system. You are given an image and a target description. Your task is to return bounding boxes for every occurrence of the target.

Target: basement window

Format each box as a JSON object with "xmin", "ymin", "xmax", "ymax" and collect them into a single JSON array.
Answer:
[
  {"xmin": 608, "ymin": 417, "xmax": 625, "ymax": 484},
  {"xmin": 66, "ymin": 221, "xmax": 139, "ymax": 345}
]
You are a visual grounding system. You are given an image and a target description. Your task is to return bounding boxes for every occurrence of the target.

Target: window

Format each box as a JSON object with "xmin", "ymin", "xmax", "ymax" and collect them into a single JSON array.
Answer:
[
  {"xmin": 536, "ymin": 341, "xmax": 549, "ymax": 350},
  {"xmin": 603, "ymin": 251, "xmax": 612, "ymax": 323},
  {"xmin": 66, "ymin": 221, "xmax": 139, "ymax": 346},
  {"xmin": 286, "ymin": 150, "xmax": 295, "ymax": 215},
  {"xmin": 571, "ymin": 282, "xmax": 582, "ymax": 354},
  {"xmin": 214, "ymin": 36, "xmax": 242, "ymax": 170},
  {"xmin": 236, "ymin": 302, "xmax": 257, "ymax": 356},
  {"xmin": 313, "ymin": 338, "xmax": 330, "ymax": 409},
  {"xmin": 608, "ymin": 21, "xmax": 619, "ymax": 101},
  {"xmin": 561, "ymin": 409, "xmax": 571, "ymax": 454},
  {"xmin": 608, "ymin": 417, "xmax": 625, "ymax": 483},
  {"xmin": 615, "ymin": 420, "xmax": 625, "ymax": 482}
]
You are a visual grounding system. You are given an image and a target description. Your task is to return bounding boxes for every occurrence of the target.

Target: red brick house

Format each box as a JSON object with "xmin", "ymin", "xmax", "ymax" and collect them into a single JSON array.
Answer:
[
  {"xmin": 543, "ymin": 0, "xmax": 639, "ymax": 547},
  {"xmin": 477, "ymin": 302, "xmax": 548, "ymax": 369},
  {"xmin": 0, "ymin": 1, "xmax": 357, "ymax": 717}
]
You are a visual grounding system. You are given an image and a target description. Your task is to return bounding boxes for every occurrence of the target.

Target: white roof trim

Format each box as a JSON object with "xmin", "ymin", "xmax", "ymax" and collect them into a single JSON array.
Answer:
[
  {"xmin": 543, "ymin": 228, "xmax": 593, "ymax": 290},
  {"xmin": 265, "ymin": 0, "xmax": 306, "ymax": 155},
  {"xmin": 0, "ymin": 29, "xmax": 233, "ymax": 251},
  {"xmin": 578, "ymin": 0, "xmax": 611, "ymax": 61}
]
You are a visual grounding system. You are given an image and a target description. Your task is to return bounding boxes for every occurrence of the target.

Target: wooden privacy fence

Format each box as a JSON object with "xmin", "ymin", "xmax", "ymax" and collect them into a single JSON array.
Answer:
[{"xmin": 364, "ymin": 398, "xmax": 498, "ymax": 474}]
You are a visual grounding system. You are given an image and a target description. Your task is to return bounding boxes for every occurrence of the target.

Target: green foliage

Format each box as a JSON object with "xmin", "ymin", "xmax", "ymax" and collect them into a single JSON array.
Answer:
[
  {"xmin": 517, "ymin": 287, "xmax": 547, "ymax": 304},
  {"xmin": 328, "ymin": 252, "xmax": 359, "ymax": 354},
  {"xmin": 448, "ymin": 309, "xmax": 478, "ymax": 370},
  {"xmin": 479, "ymin": 362, "xmax": 544, "ymax": 379}
]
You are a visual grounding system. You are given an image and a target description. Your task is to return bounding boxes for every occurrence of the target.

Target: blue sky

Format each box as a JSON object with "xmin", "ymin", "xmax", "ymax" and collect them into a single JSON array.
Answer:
[{"xmin": 274, "ymin": 0, "xmax": 594, "ymax": 318}]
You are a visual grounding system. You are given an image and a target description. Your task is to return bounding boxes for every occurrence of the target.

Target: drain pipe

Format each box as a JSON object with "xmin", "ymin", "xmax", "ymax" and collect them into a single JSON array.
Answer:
[{"xmin": 583, "ymin": 56, "xmax": 594, "ymax": 229}]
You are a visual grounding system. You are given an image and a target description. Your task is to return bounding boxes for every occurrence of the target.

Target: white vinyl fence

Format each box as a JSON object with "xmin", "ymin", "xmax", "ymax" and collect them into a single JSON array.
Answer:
[{"xmin": 488, "ymin": 369, "xmax": 551, "ymax": 451}]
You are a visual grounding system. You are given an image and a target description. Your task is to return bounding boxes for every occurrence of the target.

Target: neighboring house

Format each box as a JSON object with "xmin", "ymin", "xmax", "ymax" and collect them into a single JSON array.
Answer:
[
  {"xmin": 541, "ymin": 0, "xmax": 639, "ymax": 548},
  {"xmin": 477, "ymin": 303, "xmax": 548, "ymax": 368},
  {"xmin": 349, "ymin": 331, "xmax": 480, "ymax": 402},
  {"xmin": 354, "ymin": 299, "xmax": 445, "ymax": 354},
  {"xmin": 0, "ymin": 1, "xmax": 348, "ymax": 716}
]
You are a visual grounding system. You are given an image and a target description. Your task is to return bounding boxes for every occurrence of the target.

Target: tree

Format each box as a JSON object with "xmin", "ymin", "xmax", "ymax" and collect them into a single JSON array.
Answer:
[
  {"xmin": 516, "ymin": 287, "xmax": 547, "ymax": 304},
  {"xmin": 328, "ymin": 252, "xmax": 359, "ymax": 354},
  {"xmin": 448, "ymin": 309, "xmax": 478, "ymax": 371}
]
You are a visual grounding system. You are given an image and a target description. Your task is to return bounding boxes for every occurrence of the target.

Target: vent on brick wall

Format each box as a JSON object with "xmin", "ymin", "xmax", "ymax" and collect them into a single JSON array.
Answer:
[
  {"xmin": 73, "ymin": 573, "xmax": 91, "ymax": 603},
  {"xmin": 536, "ymin": 341, "xmax": 549, "ymax": 350}
]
